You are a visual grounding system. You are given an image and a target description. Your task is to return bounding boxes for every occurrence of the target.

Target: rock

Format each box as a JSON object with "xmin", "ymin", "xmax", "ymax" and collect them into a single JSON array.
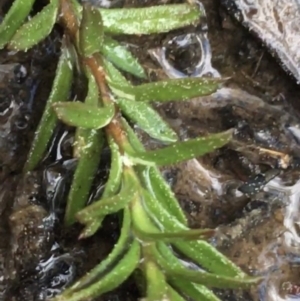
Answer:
[{"xmin": 222, "ymin": 0, "xmax": 300, "ymax": 83}]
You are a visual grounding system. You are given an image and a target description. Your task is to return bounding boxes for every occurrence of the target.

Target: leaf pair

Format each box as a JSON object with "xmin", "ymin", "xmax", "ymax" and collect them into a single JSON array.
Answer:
[
  {"xmin": 140, "ymin": 242, "xmax": 260, "ymax": 301},
  {"xmin": 118, "ymin": 115, "xmax": 233, "ymax": 168},
  {"xmin": 141, "ymin": 179, "xmax": 245, "ymax": 278},
  {"xmin": 0, "ymin": 0, "xmax": 35, "ymax": 49},
  {"xmin": 78, "ymin": 4, "xmax": 147, "ymax": 77},
  {"xmin": 59, "ymin": 208, "xmax": 132, "ymax": 299},
  {"xmin": 130, "ymin": 187, "xmax": 214, "ymax": 242},
  {"xmin": 73, "ymin": 3, "xmax": 204, "ymax": 79},
  {"xmin": 104, "ymin": 60, "xmax": 225, "ymax": 147},
  {"xmin": 6, "ymin": 0, "xmax": 59, "ymax": 51},
  {"xmin": 151, "ymin": 243, "xmax": 261, "ymax": 290}
]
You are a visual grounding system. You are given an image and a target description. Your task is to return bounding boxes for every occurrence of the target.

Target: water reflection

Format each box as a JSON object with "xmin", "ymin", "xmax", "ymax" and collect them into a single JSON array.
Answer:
[{"xmin": 149, "ymin": 32, "xmax": 220, "ymax": 79}]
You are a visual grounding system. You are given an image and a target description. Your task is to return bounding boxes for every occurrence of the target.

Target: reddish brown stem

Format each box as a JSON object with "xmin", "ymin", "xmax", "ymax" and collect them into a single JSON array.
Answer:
[{"xmin": 59, "ymin": 0, "xmax": 130, "ymax": 152}]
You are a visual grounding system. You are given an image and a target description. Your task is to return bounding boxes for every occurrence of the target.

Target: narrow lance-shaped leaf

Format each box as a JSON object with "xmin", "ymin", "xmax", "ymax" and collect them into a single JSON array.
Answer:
[
  {"xmin": 65, "ymin": 208, "xmax": 132, "ymax": 294},
  {"xmin": 100, "ymin": 4, "xmax": 204, "ymax": 35},
  {"xmin": 152, "ymin": 244, "xmax": 261, "ymax": 289},
  {"xmin": 121, "ymin": 117, "xmax": 188, "ymax": 224},
  {"xmin": 76, "ymin": 168, "xmax": 137, "ymax": 224},
  {"xmin": 79, "ymin": 4, "xmax": 103, "ymax": 57},
  {"xmin": 159, "ymin": 242, "xmax": 223, "ymax": 301},
  {"xmin": 54, "ymin": 241, "xmax": 141, "ymax": 301},
  {"xmin": 101, "ymin": 36, "xmax": 146, "ymax": 78},
  {"xmin": 170, "ymin": 278, "xmax": 223, "ymax": 301},
  {"xmin": 65, "ymin": 129, "xmax": 104, "ymax": 226},
  {"xmin": 8, "ymin": 0, "xmax": 59, "ymax": 51},
  {"xmin": 53, "ymin": 101, "xmax": 115, "ymax": 129},
  {"xmin": 166, "ymin": 285, "xmax": 186, "ymax": 301},
  {"xmin": 66, "ymin": 68, "xmax": 103, "ymax": 226},
  {"xmin": 131, "ymin": 189, "xmax": 213, "ymax": 242},
  {"xmin": 109, "ymin": 77, "xmax": 224, "ymax": 102},
  {"xmin": 121, "ymin": 118, "xmax": 187, "ymax": 225},
  {"xmin": 142, "ymin": 166, "xmax": 188, "ymax": 226},
  {"xmin": 25, "ymin": 41, "xmax": 73, "ymax": 172},
  {"xmin": 84, "ymin": 68, "xmax": 99, "ymax": 107},
  {"xmin": 127, "ymin": 129, "xmax": 233, "ymax": 166},
  {"xmin": 102, "ymin": 137, "xmax": 123, "ymax": 198},
  {"xmin": 168, "ymin": 262, "xmax": 261, "ymax": 289},
  {"xmin": 116, "ymin": 98, "xmax": 178, "ymax": 143},
  {"xmin": 103, "ymin": 58, "xmax": 130, "ymax": 87},
  {"xmin": 120, "ymin": 117, "xmax": 145, "ymax": 152},
  {"xmin": 144, "ymin": 261, "xmax": 168, "ymax": 301},
  {"xmin": 144, "ymin": 185, "xmax": 246, "ymax": 277},
  {"xmin": 74, "ymin": 67, "xmax": 99, "ymax": 158},
  {"xmin": 0, "ymin": 0, "xmax": 35, "ymax": 49},
  {"xmin": 79, "ymin": 217, "xmax": 104, "ymax": 239}
]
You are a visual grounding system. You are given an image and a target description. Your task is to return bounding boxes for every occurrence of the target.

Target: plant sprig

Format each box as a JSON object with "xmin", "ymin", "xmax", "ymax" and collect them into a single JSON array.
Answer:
[{"xmin": 0, "ymin": 0, "xmax": 261, "ymax": 300}]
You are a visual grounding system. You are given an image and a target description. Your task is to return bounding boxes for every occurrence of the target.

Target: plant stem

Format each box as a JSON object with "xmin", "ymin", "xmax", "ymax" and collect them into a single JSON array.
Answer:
[{"xmin": 59, "ymin": 0, "xmax": 132, "ymax": 153}]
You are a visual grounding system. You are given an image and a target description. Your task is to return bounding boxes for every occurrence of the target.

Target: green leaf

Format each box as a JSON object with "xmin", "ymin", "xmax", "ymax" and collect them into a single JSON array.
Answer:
[
  {"xmin": 64, "ymin": 129, "xmax": 104, "ymax": 226},
  {"xmin": 109, "ymin": 77, "xmax": 223, "ymax": 102},
  {"xmin": 24, "ymin": 42, "xmax": 73, "ymax": 172},
  {"xmin": 66, "ymin": 208, "xmax": 131, "ymax": 293},
  {"xmin": 138, "ymin": 228, "xmax": 214, "ymax": 242},
  {"xmin": 147, "ymin": 166, "xmax": 188, "ymax": 225},
  {"xmin": 120, "ymin": 117, "xmax": 145, "ymax": 152},
  {"xmin": 53, "ymin": 101, "xmax": 115, "ymax": 129},
  {"xmin": 100, "ymin": 4, "xmax": 203, "ymax": 35},
  {"xmin": 170, "ymin": 266, "xmax": 261, "ymax": 289},
  {"xmin": 144, "ymin": 189, "xmax": 246, "ymax": 277},
  {"xmin": 78, "ymin": 217, "xmax": 104, "ymax": 239},
  {"xmin": 131, "ymin": 190, "xmax": 162, "ymax": 234},
  {"xmin": 116, "ymin": 98, "xmax": 178, "ymax": 143},
  {"xmin": 103, "ymin": 58, "xmax": 130, "ymax": 87},
  {"xmin": 8, "ymin": 0, "xmax": 59, "ymax": 51},
  {"xmin": 74, "ymin": 68, "xmax": 99, "ymax": 158},
  {"xmin": 84, "ymin": 68, "xmax": 99, "ymax": 107},
  {"xmin": 127, "ymin": 129, "xmax": 233, "ymax": 166},
  {"xmin": 166, "ymin": 285, "xmax": 186, "ymax": 301},
  {"xmin": 76, "ymin": 168, "xmax": 137, "ymax": 224},
  {"xmin": 131, "ymin": 189, "xmax": 213, "ymax": 242},
  {"xmin": 102, "ymin": 137, "xmax": 122, "ymax": 198},
  {"xmin": 139, "ymin": 166, "xmax": 188, "ymax": 226},
  {"xmin": 152, "ymin": 244, "xmax": 261, "ymax": 289},
  {"xmin": 170, "ymin": 278, "xmax": 222, "ymax": 301},
  {"xmin": 70, "ymin": 0, "xmax": 82, "ymax": 19},
  {"xmin": 101, "ymin": 36, "xmax": 146, "ymax": 78},
  {"xmin": 55, "ymin": 240, "xmax": 140, "ymax": 301},
  {"xmin": 79, "ymin": 4, "xmax": 103, "ymax": 57},
  {"xmin": 121, "ymin": 117, "xmax": 188, "ymax": 226},
  {"xmin": 144, "ymin": 261, "xmax": 167, "ymax": 301},
  {"xmin": 67, "ymin": 68, "xmax": 102, "ymax": 226},
  {"xmin": 0, "ymin": 0, "xmax": 35, "ymax": 49}
]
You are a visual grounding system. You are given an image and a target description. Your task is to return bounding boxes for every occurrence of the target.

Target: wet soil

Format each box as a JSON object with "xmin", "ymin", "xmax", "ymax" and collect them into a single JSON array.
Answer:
[{"xmin": 1, "ymin": 0, "xmax": 300, "ymax": 300}]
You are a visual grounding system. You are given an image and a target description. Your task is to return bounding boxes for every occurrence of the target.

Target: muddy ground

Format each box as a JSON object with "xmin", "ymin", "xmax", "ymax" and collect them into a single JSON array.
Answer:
[{"xmin": 1, "ymin": 0, "xmax": 300, "ymax": 300}]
